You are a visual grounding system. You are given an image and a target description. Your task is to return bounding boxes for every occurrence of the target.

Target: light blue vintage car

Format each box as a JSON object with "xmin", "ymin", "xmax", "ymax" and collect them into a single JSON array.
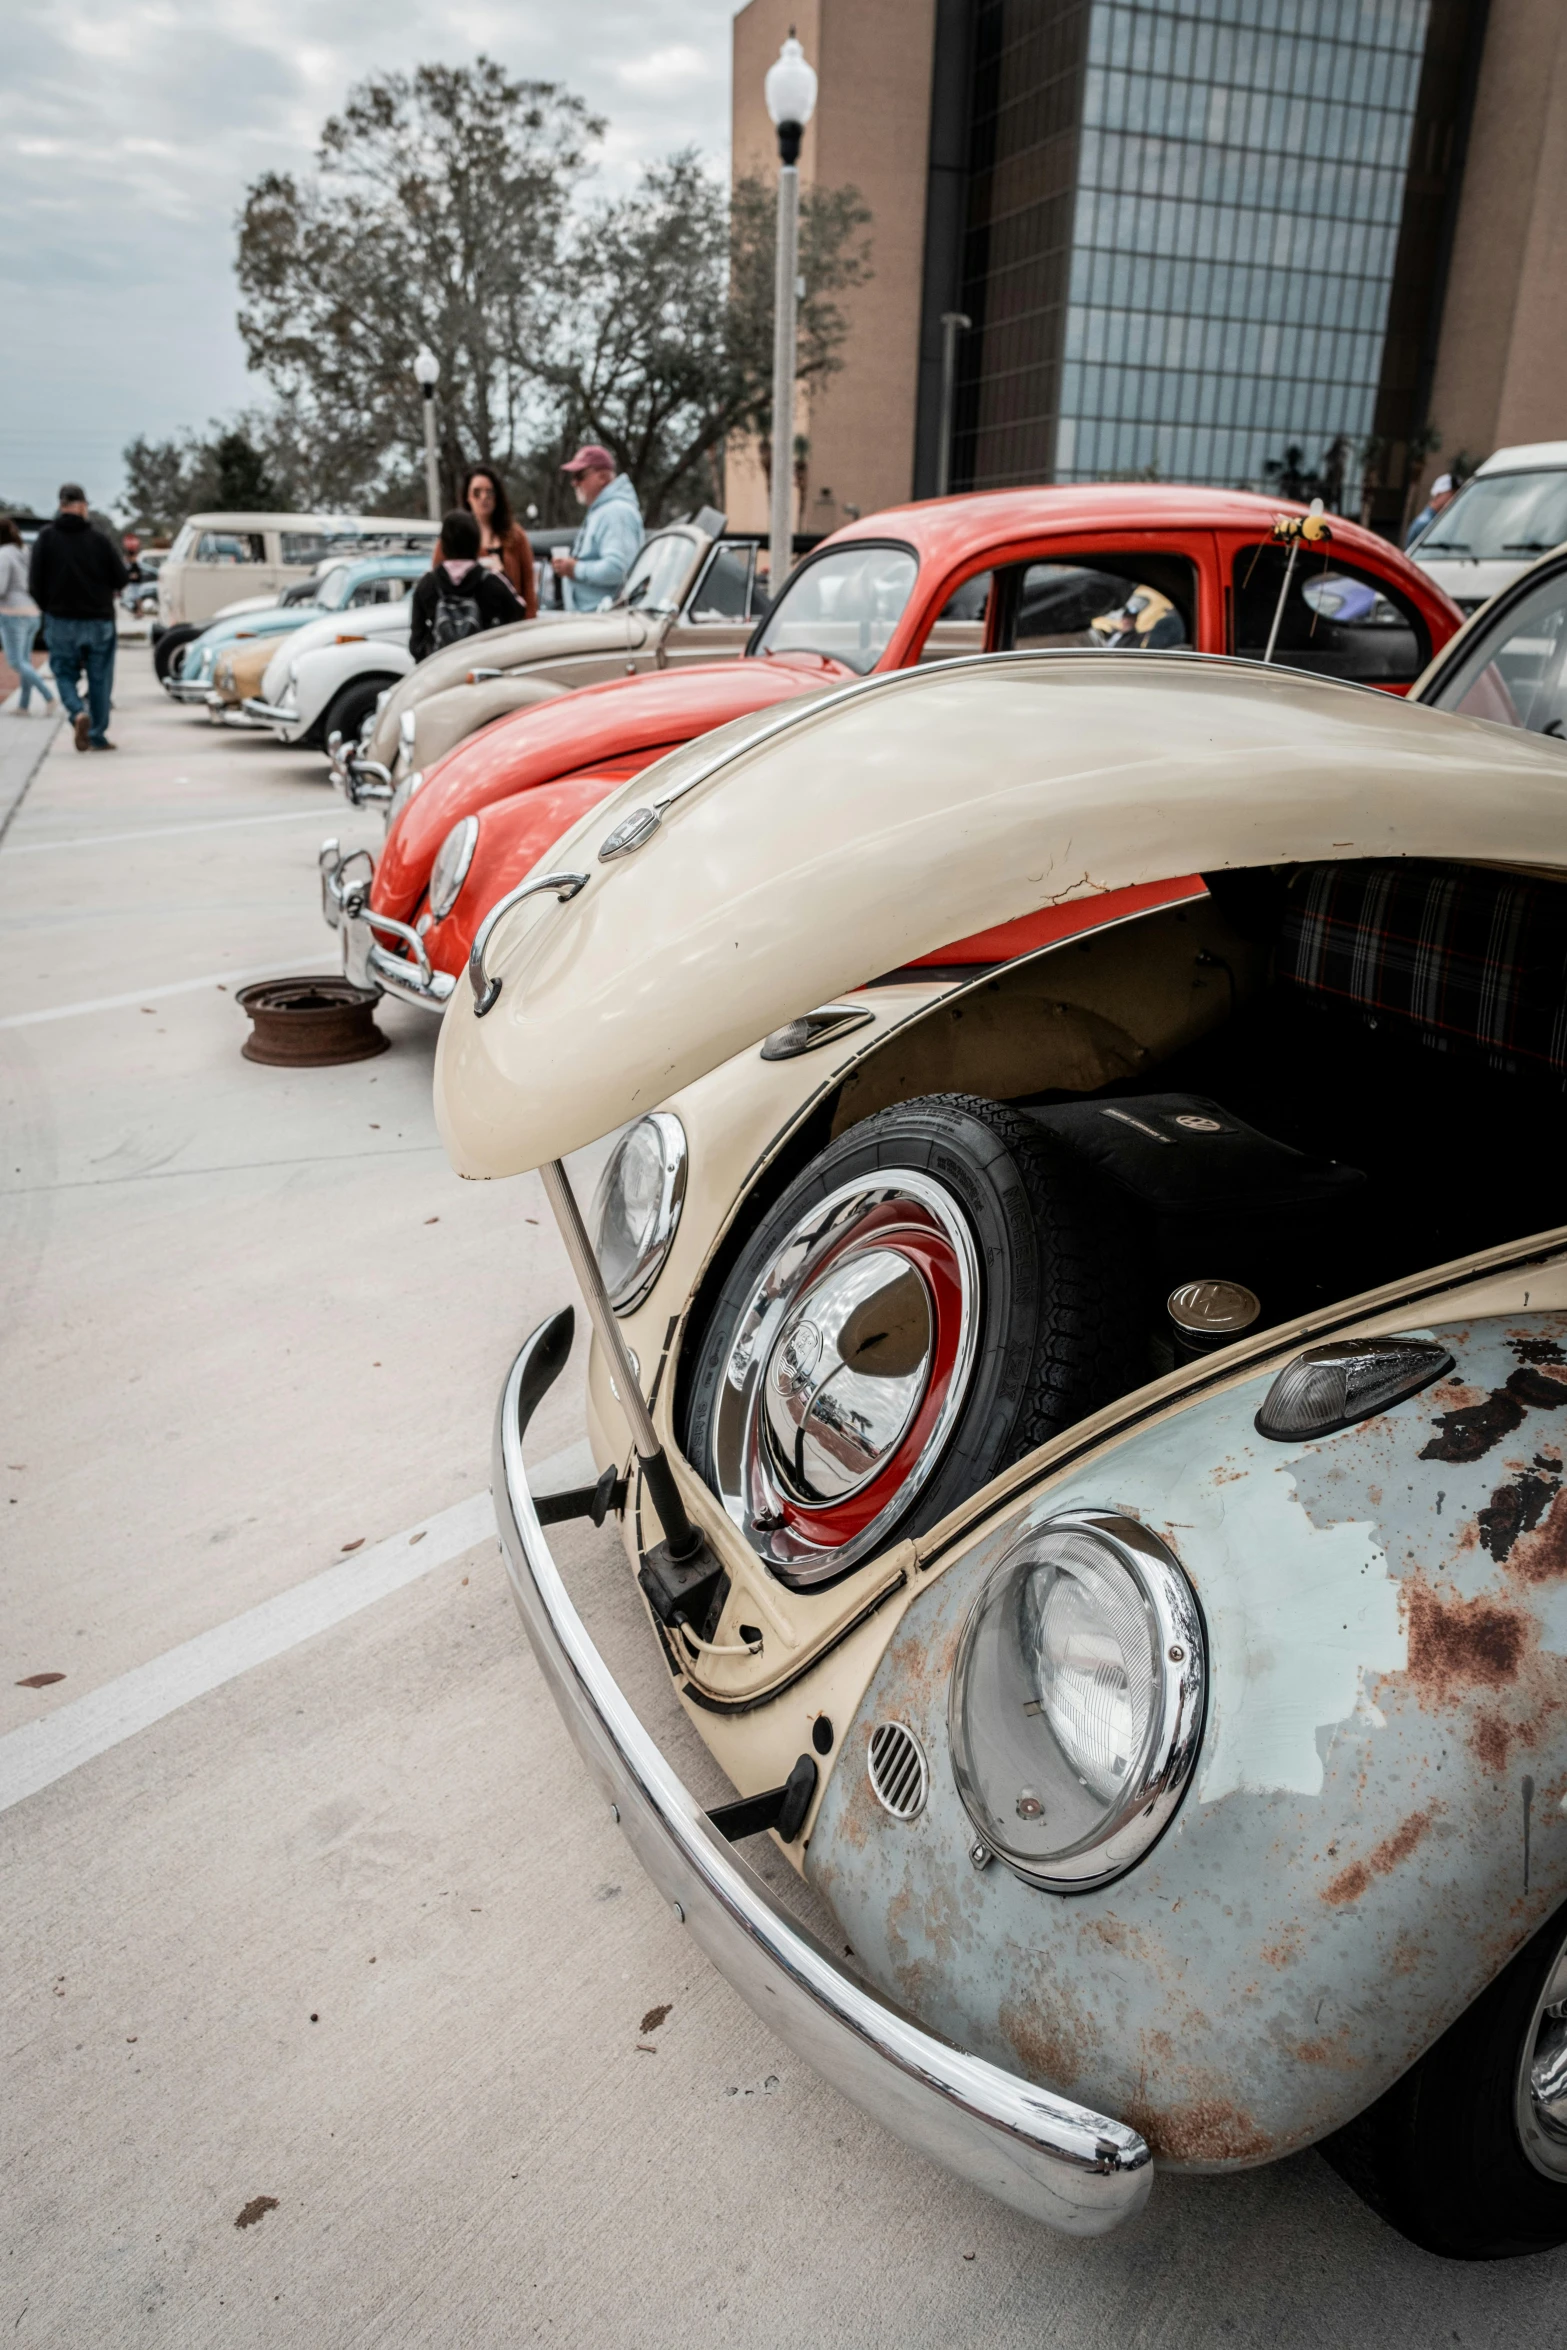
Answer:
[
  {"xmin": 162, "ymin": 552, "xmax": 429, "ymax": 704},
  {"xmin": 435, "ymin": 649, "xmax": 1567, "ymax": 2261}
]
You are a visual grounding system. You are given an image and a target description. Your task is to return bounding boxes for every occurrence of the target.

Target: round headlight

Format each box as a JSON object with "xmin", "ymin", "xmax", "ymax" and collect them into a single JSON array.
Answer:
[
  {"xmin": 949, "ymin": 1512, "xmax": 1204, "ymax": 1891},
  {"xmin": 428, "ymin": 815, "xmax": 479, "ymax": 921},
  {"xmin": 591, "ymin": 1113, "xmax": 688, "ymax": 1314}
]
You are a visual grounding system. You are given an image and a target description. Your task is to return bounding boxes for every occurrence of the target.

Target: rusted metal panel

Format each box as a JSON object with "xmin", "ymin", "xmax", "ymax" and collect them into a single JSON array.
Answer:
[{"xmin": 807, "ymin": 1311, "xmax": 1567, "ymax": 2169}]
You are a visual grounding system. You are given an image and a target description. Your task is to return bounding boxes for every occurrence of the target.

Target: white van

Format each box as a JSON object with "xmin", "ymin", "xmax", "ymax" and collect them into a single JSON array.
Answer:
[
  {"xmin": 1410, "ymin": 443, "xmax": 1567, "ymax": 615},
  {"xmin": 156, "ymin": 512, "xmax": 438, "ymax": 634}
]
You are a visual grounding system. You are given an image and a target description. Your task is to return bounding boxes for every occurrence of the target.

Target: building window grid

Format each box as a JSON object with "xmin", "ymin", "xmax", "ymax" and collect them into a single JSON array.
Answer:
[{"xmin": 1048, "ymin": 0, "xmax": 1431, "ymax": 487}]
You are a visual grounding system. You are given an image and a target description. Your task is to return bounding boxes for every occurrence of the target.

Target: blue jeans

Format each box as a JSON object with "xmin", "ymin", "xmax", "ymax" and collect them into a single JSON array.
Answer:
[
  {"xmin": 45, "ymin": 615, "xmax": 116, "ymax": 743},
  {"xmin": 0, "ymin": 612, "xmax": 54, "ymax": 710}
]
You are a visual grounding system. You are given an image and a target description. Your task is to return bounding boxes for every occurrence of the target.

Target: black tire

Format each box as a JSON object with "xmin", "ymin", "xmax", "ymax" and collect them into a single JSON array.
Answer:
[
  {"xmin": 1322, "ymin": 1901, "xmax": 1567, "ymax": 2258},
  {"xmin": 681, "ymin": 1093, "xmax": 1145, "ymax": 1581},
  {"xmin": 153, "ymin": 623, "xmax": 198, "ymax": 683},
  {"xmin": 314, "ymin": 676, "xmax": 397, "ymax": 755}
]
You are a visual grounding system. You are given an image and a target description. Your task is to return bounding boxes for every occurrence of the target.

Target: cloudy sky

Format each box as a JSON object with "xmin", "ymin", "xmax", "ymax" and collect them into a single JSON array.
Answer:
[{"xmin": 2, "ymin": 0, "xmax": 738, "ymax": 515}]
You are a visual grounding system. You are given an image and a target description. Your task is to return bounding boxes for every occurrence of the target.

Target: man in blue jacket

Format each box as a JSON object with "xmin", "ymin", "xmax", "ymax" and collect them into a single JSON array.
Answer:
[{"xmin": 553, "ymin": 445, "xmax": 644, "ymax": 611}]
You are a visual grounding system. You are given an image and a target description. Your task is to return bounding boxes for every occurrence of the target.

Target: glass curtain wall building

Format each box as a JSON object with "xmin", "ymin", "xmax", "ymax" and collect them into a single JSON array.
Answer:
[{"xmin": 941, "ymin": 0, "xmax": 1479, "ymax": 524}]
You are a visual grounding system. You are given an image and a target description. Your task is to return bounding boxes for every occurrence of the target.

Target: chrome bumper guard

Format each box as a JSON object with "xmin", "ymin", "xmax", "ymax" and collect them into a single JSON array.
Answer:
[
  {"xmin": 325, "ymin": 729, "xmax": 394, "ymax": 807},
  {"xmin": 167, "ymin": 675, "xmax": 214, "ymax": 703},
  {"xmin": 317, "ymin": 840, "xmax": 453, "ymax": 1011},
  {"xmin": 492, "ymin": 1310, "xmax": 1154, "ymax": 2236},
  {"xmin": 241, "ymin": 695, "xmax": 296, "ymax": 729}
]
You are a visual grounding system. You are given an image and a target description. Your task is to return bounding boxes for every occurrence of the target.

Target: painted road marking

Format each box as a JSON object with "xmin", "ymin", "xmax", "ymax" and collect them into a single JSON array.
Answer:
[
  {"xmin": 7, "ymin": 807, "xmax": 355, "ymax": 855},
  {"xmin": 0, "ymin": 1440, "xmax": 592, "ymax": 1813},
  {"xmin": 0, "ymin": 957, "xmax": 329, "ymax": 1029}
]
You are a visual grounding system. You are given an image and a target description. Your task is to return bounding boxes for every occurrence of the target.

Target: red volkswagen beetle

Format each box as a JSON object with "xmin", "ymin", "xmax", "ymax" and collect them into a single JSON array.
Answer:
[{"xmin": 319, "ymin": 488, "xmax": 1460, "ymax": 1011}]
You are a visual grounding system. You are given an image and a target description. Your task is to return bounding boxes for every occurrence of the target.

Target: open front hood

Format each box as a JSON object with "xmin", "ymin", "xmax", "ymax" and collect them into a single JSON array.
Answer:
[{"xmin": 433, "ymin": 652, "xmax": 1567, "ymax": 1177}]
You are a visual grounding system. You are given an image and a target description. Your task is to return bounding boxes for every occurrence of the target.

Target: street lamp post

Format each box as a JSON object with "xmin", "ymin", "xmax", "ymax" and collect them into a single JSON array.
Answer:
[
  {"xmin": 413, "ymin": 345, "xmax": 441, "ymax": 522},
  {"xmin": 936, "ymin": 311, "xmax": 971, "ymax": 498},
  {"xmin": 764, "ymin": 34, "xmax": 818, "ymax": 601}
]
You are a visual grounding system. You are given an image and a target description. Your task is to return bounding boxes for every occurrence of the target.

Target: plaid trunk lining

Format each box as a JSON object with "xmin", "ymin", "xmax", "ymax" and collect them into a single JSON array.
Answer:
[{"xmin": 1278, "ymin": 861, "xmax": 1567, "ymax": 1080}]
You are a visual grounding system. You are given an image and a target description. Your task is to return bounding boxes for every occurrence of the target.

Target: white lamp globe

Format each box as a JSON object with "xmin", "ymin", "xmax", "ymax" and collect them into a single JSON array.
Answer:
[
  {"xmin": 413, "ymin": 345, "xmax": 440, "ymax": 388},
  {"xmin": 765, "ymin": 34, "xmax": 818, "ymax": 130}
]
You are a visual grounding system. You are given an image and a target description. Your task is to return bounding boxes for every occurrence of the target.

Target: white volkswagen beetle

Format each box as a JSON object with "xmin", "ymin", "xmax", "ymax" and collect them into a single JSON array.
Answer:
[
  {"xmin": 436, "ymin": 653, "xmax": 1567, "ymax": 2258},
  {"xmin": 243, "ymin": 597, "xmax": 414, "ymax": 752}
]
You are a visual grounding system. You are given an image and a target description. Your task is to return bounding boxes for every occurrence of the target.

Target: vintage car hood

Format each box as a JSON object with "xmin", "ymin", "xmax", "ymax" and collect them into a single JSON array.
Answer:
[{"xmin": 434, "ymin": 652, "xmax": 1567, "ymax": 1177}]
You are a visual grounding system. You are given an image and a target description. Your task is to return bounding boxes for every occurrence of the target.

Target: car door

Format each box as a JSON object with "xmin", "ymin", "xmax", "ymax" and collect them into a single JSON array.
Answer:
[
  {"xmin": 660, "ymin": 540, "xmax": 761, "ymax": 669},
  {"xmin": 187, "ymin": 528, "xmax": 269, "ymax": 626},
  {"xmin": 1414, "ymin": 557, "xmax": 1567, "ymax": 739}
]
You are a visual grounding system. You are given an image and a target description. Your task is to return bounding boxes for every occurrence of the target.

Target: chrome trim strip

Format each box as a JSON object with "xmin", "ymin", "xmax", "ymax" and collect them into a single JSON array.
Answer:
[{"xmin": 492, "ymin": 1312, "xmax": 1154, "ymax": 2236}]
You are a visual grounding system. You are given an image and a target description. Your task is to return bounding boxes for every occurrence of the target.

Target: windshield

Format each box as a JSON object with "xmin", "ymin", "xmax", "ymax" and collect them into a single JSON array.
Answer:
[
  {"xmin": 1419, "ymin": 470, "xmax": 1567, "ymax": 561},
  {"xmin": 752, "ymin": 545, "xmax": 918, "ymax": 674},
  {"xmin": 1424, "ymin": 565, "xmax": 1567, "ymax": 741},
  {"xmin": 616, "ymin": 533, "xmax": 697, "ymax": 613},
  {"xmin": 316, "ymin": 564, "xmax": 356, "ymax": 612}
]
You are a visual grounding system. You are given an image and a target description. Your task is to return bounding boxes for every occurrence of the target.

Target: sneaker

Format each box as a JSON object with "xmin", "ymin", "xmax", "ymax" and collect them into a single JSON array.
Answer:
[
  {"xmin": 88, "ymin": 738, "xmax": 117, "ymax": 752},
  {"xmin": 72, "ymin": 711, "xmax": 91, "ymax": 751}
]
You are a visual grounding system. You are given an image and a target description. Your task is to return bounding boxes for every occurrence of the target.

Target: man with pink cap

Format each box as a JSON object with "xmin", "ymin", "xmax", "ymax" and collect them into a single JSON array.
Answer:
[{"xmin": 552, "ymin": 443, "xmax": 645, "ymax": 612}]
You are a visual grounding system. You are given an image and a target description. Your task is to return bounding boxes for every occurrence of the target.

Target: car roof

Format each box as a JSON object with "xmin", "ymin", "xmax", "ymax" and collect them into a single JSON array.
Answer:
[
  {"xmin": 808, "ymin": 484, "xmax": 1422, "ymax": 581},
  {"xmin": 434, "ymin": 652, "xmax": 1567, "ymax": 1175},
  {"xmin": 1475, "ymin": 444, "xmax": 1567, "ymax": 476},
  {"xmin": 180, "ymin": 512, "xmax": 440, "ymax": 534}
]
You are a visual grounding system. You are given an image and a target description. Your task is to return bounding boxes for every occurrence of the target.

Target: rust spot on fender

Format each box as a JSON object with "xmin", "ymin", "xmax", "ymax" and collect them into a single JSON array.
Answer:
[
  {"xmin": 1123, "ymin": 2095, "xmax": 1273, "ymax": 2165},
  {"xmin": 1406, "ymin": 1583, "xmax": 1526, "ymax": 1700},
  {"xmin": 1512, "ymin": 1334, "xmax": 1567, "ymax": 1366},
  {"xmin": 1479, "ymin": 1466, "xmax": 1561, "ymax": 1563},
  {"xmin": 1420, "ymin": 1368, "xmax": 1567, "ymax": 1465},
  {"xmin": 1323, "ymin": 1808, "xmax": 1437, "ymax": 1906},
  {"xmin": 1508, "ymin": 1487, "xmax": 1567, "ymax": 1587}
]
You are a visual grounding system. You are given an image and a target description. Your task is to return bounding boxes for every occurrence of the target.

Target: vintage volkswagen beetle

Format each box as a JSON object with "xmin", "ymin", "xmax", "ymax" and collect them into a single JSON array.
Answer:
[
  {"xmin": 321, "ymin": 488, "xmax": 1459, "ymax": 1018},
  {"xmin": 437, "ymin": 652, "xmax": 1567, "ymax": 2257}
]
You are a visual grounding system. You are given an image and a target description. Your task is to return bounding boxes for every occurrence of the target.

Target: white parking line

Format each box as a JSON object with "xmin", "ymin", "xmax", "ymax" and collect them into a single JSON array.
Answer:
[
  {"xmin": 0, "ymin": 957, "xmax": 329, "ymax": 1028},
  {"xmin": 7, "ymin": 808, "xmax": 345, "ymax": 855},
  {"xmin": 0, "ymin": 1439, "xmax": 593, "ymax": 1814}
]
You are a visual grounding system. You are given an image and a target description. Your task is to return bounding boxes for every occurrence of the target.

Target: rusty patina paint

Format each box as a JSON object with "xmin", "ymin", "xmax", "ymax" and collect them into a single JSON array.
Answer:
[{"xmin": 807, "ymin": 1310, "xmax": 1567, "ymax": 2170}]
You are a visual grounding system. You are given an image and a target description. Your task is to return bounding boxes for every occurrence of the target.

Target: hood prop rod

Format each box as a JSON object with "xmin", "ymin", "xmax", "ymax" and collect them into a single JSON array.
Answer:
[{"xmin": 541, "ymin": 1160, "xmax": 703, "ymax": 1565}]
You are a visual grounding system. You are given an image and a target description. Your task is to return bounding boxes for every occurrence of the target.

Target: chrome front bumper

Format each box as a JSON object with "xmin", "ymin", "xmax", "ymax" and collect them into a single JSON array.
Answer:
[
  {"xmin": 241, "ymin": 695, "xmax": 298, "ymax": 731},
  {"xmin": 492, "ymin": 1311, "xmax": 1154, "ymax": 2237},
  {"xmin": 318, "ymin": 839, "xmax": 454, "ymax": 1011},
  {"xmin": 326, "ymin": 728, "xmax": 395, "ymax": 806}
]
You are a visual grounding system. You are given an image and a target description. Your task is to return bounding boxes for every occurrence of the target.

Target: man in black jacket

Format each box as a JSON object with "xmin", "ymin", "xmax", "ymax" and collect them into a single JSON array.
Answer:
[
  {"xmin": 408, "ymin": 508, "xmax": 523, "ymax": 664},
  {"xmin": 30, "ymin": 485, "xmax": 128, "ymax": 751}
]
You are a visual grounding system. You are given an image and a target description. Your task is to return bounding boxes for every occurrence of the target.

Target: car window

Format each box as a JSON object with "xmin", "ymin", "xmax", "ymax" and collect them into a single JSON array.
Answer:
[
  {"xmin": 1423, "ymin": 568, "xmax": 1567, "ymax": 740},
  {"xmin": 617, "ymin": 533, "xmax": 697, "ymax": 613},
  {"xmin": 346, "ymin": 577, "xmax": 406, "ymax": 607},
  {"xmin": 752, "ymin": 545, "xmax": 918, "ymax": 674},
  {"xmin": 280, "ymin": 532, "xmax": 336, "ymax": 566},
  {"xmin": 1417, "ymin": 470, "xmax": 1567, "ymax": 562},
  {"xmin": 998, "ymin": 555, "xmax": 1195, "ymax": 652},
  {"xmin": 919, "ymin": 571, "xmax": 992, "ymax": 665},
  {"xmin": 1233, "ymin": 546, "xmax": 1427, "ymax": 682},
  {"xmin": 169, "ymin": 523, "xmax": 198, "ymax": 562},
  {"xmin": 687, "ymin": 542, "xmax": 756, "ymax": 622},
  {"xmin": 195, "ymin": 531, "xmax": 265, "ymax": 565}
]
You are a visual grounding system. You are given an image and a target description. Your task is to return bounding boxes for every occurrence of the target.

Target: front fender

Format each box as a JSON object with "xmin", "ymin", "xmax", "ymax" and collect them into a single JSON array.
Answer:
[
  {"xmin": 808, "ymin": 1303, "xmax": 1567, "ymax": 2168},
  {"xmin": 291, "ymin": 644, "xmax": 412, "ymax": 733}
]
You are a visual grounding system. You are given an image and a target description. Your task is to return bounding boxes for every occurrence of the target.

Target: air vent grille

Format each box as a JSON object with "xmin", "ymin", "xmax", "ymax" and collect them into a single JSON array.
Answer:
[{"xmin": 867, "ymin": 1721, "xmax": 929, "ymax": 1820}]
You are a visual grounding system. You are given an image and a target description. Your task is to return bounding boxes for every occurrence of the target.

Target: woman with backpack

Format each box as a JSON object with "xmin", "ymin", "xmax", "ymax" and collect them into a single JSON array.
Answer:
[
  {"xmin": 409, "ymin": 509, "xmax": 525, "ymax": 664},
  {"xmin": 433, "ymin": 465, "xmax": 537, "ymax": 617}
]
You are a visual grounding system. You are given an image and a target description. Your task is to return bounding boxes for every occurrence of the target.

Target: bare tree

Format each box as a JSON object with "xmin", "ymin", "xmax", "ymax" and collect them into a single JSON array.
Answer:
[{"xmin": 235, "ymin": 61, "xmax": 601, "ymax": 507}]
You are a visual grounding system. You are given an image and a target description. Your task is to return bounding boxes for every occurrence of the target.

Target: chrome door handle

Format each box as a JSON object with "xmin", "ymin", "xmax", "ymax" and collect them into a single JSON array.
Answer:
[{"xmin": 469, "ymin": 872, "xmax": 589, "ymax": 1017}]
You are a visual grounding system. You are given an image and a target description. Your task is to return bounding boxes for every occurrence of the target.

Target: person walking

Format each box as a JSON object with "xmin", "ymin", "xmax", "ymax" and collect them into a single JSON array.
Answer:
[
  {"xmin": 409, "ymin": 508, "xmax": 525, "ymax": 664},
  {"xmin": 0, "ymin": 519, "xmax": 56, "ymax": 717},
  {"xmin": 552, "ymin": 445, "xmax": 643, "ymax": 612},
  {"xmin": 440, "ymin": 465, "xmax": 537, "ymax": 617},
  {"xmin": 29, "ymin": 485, "xmax": 127, "ymax": 751}
]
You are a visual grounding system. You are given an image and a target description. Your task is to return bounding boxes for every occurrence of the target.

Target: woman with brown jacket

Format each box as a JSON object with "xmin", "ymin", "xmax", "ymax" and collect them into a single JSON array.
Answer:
[{"xmin": 432, "ymin": 465, "xmax": 536, "ymax": 617}]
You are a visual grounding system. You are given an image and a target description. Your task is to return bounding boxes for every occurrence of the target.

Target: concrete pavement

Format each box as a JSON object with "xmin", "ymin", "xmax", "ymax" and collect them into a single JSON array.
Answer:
[{"xmin": 4, "ymin": 658, "xmax": 1566, "ymax": 2345}]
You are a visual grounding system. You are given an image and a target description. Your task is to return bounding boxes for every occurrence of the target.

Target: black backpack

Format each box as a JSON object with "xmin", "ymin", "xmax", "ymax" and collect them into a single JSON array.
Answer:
[{"xmin": 431, "ymin": 571, "xmax": 485, "ymax": 651}]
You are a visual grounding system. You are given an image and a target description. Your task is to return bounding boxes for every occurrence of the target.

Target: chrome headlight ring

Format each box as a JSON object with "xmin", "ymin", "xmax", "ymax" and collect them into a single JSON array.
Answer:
[
  {"xmin": 950, "ymin": 1511, "xmax": 1205, "ymax": 1893},
  {"xmin": 428, "ymin": 814, "xmax": 479, "ymax": 922},
  {"xmin": 591, "ymin": 1112, "xmax": 688, "ymax": 1315}
]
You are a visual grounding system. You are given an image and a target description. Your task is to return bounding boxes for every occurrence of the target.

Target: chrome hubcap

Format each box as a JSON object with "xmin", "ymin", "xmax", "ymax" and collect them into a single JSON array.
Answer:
[
  {"xmin": 709, "ymin": 1172, "xmax": 979, "ymax": 1587},
  {"xmin": 1518, "ymin": 1938, "xmax": 1567, "ymax": 2180}
]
